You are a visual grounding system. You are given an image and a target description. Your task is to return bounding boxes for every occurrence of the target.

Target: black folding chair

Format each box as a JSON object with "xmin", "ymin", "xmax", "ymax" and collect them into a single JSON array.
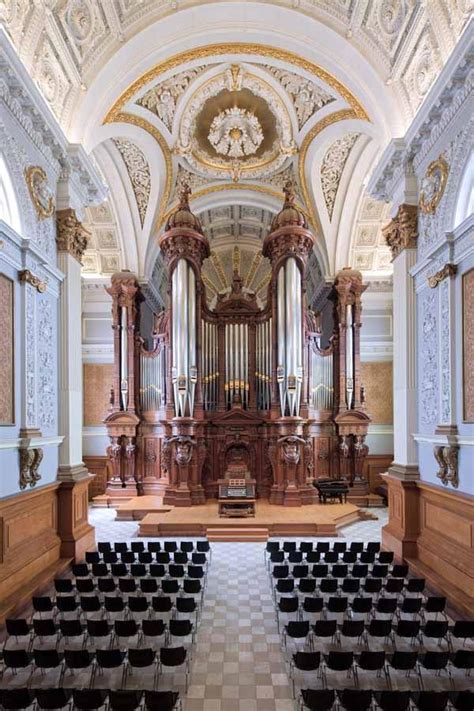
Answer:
[{"xmin": 289, "ymin": 651, "xmax": 321, "ymax": 698}]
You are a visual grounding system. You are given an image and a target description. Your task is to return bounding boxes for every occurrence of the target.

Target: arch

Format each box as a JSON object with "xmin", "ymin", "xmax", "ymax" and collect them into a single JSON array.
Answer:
[
  {"xmin": 0, "ymin": 150, "xmax": 22, "ymax": 235},
  {"xmin": 453, "ymin": 152, "xmax": 474, "ymax": 230}
]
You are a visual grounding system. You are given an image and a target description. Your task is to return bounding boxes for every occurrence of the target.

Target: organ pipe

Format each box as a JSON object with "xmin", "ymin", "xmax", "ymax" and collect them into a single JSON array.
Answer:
[
  {"xmin": 171, "ymin": 258, "xmax": 197, "ymax": 417},
  {"xmin": 120, "ymin": 306, "xmax": 128, "ymax": 410},
  {"xmin": 277, "ymin": 258, "xmax": 303, "ymax": 417},
  {"xmin": 345, "ymin": 303, "xmax": 354, "ymax": 409}
]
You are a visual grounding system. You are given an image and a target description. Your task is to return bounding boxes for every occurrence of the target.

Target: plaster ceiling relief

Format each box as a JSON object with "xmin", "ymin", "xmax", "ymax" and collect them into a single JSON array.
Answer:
[
  {"xmin": 33, "ymin": 35, "xmax": 72, "ymax": 117},
  {"xmin": 175, "ymin": 64, "xmax": 296, "ymax": 182},
  {"xmin": 199, "ymin": 205, "xmax": 274, "ymax": 245},
  {"xmin": 57, "ymin": 0, "xmax": 108, "ymax": 64},
  {"xmin": 320, "ymin": 132, "xmax": 359, "ymax": 220},
  {"xmin": 113, "ymin": 138, "xmax": 151, "ymax": 226},
  {"xmin": 350, "ymin": 192, "xmax": 393, "ymax": 277},
  {"xmin": 136, "ymin": 66, "xmax": 208, "ymax": 130},
  {"xmin": 263, "ymin": 65, "xmax": 335, "ymax": 129},
  {"xmin": 81, "ymin": 199, "xmax": 122, "ymax": 277}
]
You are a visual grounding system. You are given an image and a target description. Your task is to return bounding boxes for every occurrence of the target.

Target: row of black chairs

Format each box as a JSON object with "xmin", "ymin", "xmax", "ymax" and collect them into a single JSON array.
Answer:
[
  {"xmin": 290, "ymin": 649, "xmax": 473, "ymax": 697},
  {"xmin": 6, "ymin": 617, "xmax": 195, "ymax": 651},
  {"xmin": 72, "ymin": 560, "xmax": 207, "ymax": 580},
  {"xmin": 52, "ymin": 576, "xmax": 204, "ymax": 602},
  {"xmin": 297, "ymin": 687, "xmax": 473, "ymax": 711},
  {"xmin": 276, "ymin": 592, "xmax": 449, "ymax": 625},
  {"xmin": 26, "ymin": 592, "xmax": 201, "ymax": 624},
  {"xmin": 280, "ymin": 618, "xmax": 474, "ymax": 655},
  {"xmin": 98, "ymin": 541, "xmax": 210, "ymax": 555},
  {"xmin": 271, "ymin": 562, "xmax": 411, "ymax": 581},
  {"xmin": 83, "ymin": 552, "xmax": 209, "ymax": 567},
  {"xmin": 0, "ymin": 688, "xmax": 182, "ymax": 711},
  {"xmin": 266, "ymin": 540, "xmax": 381, "ymax": 556},
  {"xmin": 273, "ymin": 573, "xmax": 429, "ymax": 599},
  {"xmin": 0, "ymin": 645, "xmax": 191, "ymax": 692},
  {"xmin": 268, "ymin": 550, "xmax": 395, "ymax": 567}
]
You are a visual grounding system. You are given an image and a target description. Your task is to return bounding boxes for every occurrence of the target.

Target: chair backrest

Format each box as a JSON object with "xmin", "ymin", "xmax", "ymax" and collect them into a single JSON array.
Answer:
[
  {"xmin": 421, "ymin": 651, "xmax": 449, "ymax": 669},
  {"xmin": 128, "ymin": 647, "xmax": 156, "ymax": 666},
  {"xmin": 358, "ymin": 650, "xmax": 386, "ymax": 670},
  {"xmin": 424, "ymin": 596, "xmax": 446, "ymax": 613},
  {"xmin": 279, "ymin": 596, "xmax": 299, "ymax": 613},
  {"xmin": 160, "ymin": 646, "xmax": 187, "ymax": 666},
  {"xmin": 96, "ymin": 648, "xmax": 125, "ymax": 668},
  {"xmin": 301, "ymin": 689, "xmax": 335, "ymax": 711},
  {"xmin": 152, "ymin": 596, "xmax": 173, "ymax": 612},
  {"xmin": 376, "ymin": 691, "xmax": 411, "ymax": 711},
  {"xmin": 36, "ymin": 689, "xmax": 73, "ymax": 710},
  {"xmin": 303, "ymin": 596, "xmax": 324, "ymax": 613},
  {"xmin": 73, "ymin": 689, "xmax": 108, "ymax": 711},
  {"xmin": 326, "ymin": 651, "xmax": 354, "ymax": 670},
  {"xmin": 64, "ymin": 649, "xmax": 92, "ymax": 669},
  {"xmin": 170, "ymin": 619, "xmax": 193, "ymax": 636},
  {"xmin": 339, "ymin": 689, "xmax": 373, "ymax": 711},
  {"xmin": 293, "ymin": 651, "xmax": 320, "ymax": 671},
  {"xmin": 0, "ymin": 689, "xmax": 36, "ymax": 711},
  {"xmin": 144, "ymin": 691, "xmax": 179, "ymax": 711},
  {"xmin": 286, "ymin": 621, "xmax": 309, "ymax": 638},
  {"xmin": 115, "ymin": 619, "xmax": 139, "ymax": 637},
  {"xmin": 142, "ymin": 619, "xmax": 166, "ymax": 637},
  {"xmin": 351, "ymin": 596, "xmax": 373, "ymax": 614},
  {"xmin": 414, "ymin": 692, "xmax": 449, "ymax": 711},
  {"xmin": 313, "ymin": 619, "xmax": 337, "ymax": 637},
  {"xmin": 108, "ymin": 691, "xmax": 143, "ymax": 711},
  {"xmin": 390, "ymin": 651, "xmax": 418, "ymax": 670}
]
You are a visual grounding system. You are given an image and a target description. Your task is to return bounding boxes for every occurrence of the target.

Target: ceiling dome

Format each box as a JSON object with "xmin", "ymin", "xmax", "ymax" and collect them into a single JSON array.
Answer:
[{"xmin": 270, "ymin": 181, "xmax": 307, "ymax": 231}]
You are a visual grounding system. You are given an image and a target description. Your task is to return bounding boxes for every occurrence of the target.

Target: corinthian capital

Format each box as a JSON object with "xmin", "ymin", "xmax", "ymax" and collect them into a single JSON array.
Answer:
[
  {"xmin": 382, "ymin": 203, "xmax": 418, "ymax": 260},
  {"xmin": 56, "ymin": 208, "xmax": 90, "ymax": 263}
]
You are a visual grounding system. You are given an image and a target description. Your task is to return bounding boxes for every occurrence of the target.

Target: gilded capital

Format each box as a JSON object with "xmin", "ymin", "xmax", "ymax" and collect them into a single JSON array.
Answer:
[
  {"xmin": 382, "ymin": 203, "xmax": 418, "ymax": 259},
  {"xmin": 56, "ymin": 208, "xmax": 90, "ymax": 263}
]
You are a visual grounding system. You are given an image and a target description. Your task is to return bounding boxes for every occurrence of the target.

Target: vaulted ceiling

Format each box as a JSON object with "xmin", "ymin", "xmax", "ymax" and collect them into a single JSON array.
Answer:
[{"xmin": 2, "ymin": 0, "xmax": 469, "ymax": 285}]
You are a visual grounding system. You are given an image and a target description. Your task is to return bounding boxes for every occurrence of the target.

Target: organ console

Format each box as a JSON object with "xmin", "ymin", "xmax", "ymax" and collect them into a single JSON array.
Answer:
[{"xmin": 102, "ymin": 182, "xmax": 371, "ymax": 507}]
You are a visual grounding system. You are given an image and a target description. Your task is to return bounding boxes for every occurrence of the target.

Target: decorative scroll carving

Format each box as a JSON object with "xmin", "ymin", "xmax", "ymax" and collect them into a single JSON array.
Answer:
[
  {"xmin": 382, "ymin": 203, "xmax": 418, "ymax": 259},
  {"xmin": 19, "ymin": 447, "xmax": 43, "ymax": 489},
  {"xmin": 278, "ymin": 435, "xmax": 305, "ymax": 465},
  {"xmin": 420, "ymin": 289, "xmax": 438, "ymax": 426},
  {"xmin": 434, "ymin": 444, "xmax": 459, "ymax": 488},
  {"xmin": 427, "ymin": 263, "xmax": 457, "ymax": 288},
  {"xmin": 419, "ymin": 156, "xmax": 449, "ymax": 214},
  {"xmin": 37, "ymin": 295, "xmax": 55, "ymax": 430},
  {"xmin": 56, "ymin": 208, "xmax": 90, "ymax": 263},
  {"xmin": 19, "ymin": 269, "xmax": 47, "ymax": 293},
  {"xmin": 264, "ymin": 65, "xmax": 335, "ymax": 128},
  {"xmin": 24, "ymin": 166, "xmax": 54, "ymax": 219},
  {"xmin": 161, "ymin": 437, "xmax": 172, "ymax": 477},
  {"xmin": 113, "ymin": 139, "xmax": 151, "ymax": 226}
]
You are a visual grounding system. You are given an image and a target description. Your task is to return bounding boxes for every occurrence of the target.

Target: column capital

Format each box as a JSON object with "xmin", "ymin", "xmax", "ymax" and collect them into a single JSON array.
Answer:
[
  {"xmin": 56, "ymin": 208, "xmax": 90, "ymax": 264},
  {"xmin": 382, "ymin": 203, "xmax": 418, "ymax": 260}
]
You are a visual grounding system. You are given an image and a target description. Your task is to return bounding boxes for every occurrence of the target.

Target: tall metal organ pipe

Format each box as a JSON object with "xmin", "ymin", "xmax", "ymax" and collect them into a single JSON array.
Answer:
[
  {"xmin": 345, "ymin": 303, "xmax": 354, "ymax": 409},
  {"xmin": 120, "ymin": 306, "xmax": 128, "ymax": 410},
  {"xmin": 277, "ymin": 257, "xmax": 303, "ymax": 417},
  {"xmin": 171, "ymin": 258, "xmax": 197, "ymax": 417}
]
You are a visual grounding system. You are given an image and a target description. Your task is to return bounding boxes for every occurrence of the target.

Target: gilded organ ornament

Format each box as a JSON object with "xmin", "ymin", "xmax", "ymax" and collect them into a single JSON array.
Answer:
[
  {"xmin": 25, "ymin": 166, "xmax": 55, "ymax": 219},
  {"xmin": 419, "ymin": 156, "xmax": 449, "ymax": 214}
]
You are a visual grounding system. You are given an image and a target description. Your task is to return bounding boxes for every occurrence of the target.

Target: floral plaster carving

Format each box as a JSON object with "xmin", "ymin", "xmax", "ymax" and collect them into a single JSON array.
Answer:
[
  {"xmin": 264, "ymin": 65, "xmax": 335, "ymax": 128},
  {"xmin": 26, "ymin": 285, "xmax": 36, "ymax": 429},
  {"xmin": 37, "ymin": 294, "xmax": 56, "ymax": 431},
  {"xmin": 137, "ymin": 67, "xmax": 207, "ymax": 130},
  {"xmin": 56, "ymin": 208, "xmax": 90, "ymax": 262},
  {"xmin": 321, "ymin": 133, "xmax": 359, "ymax": 220},
  {"xmin": 420, "ymin": 289, "xmax": 438, "ymax": 427},
  {"xmin": 382, "ymin": 203, "xmax": 418, "ymax": 259},
  {"xmin": 113, "ymin": 138, "xmax": 151, "ymax": 226},
  {"xmin": 208, "ymin": 107, "xmax": 263, "ymax": 158}
]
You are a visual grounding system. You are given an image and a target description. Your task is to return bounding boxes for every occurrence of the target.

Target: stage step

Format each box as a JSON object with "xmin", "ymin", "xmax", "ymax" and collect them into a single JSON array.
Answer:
[{"xmin": 206, "ymin": 526, "xmax": 269, "ymax": 542}]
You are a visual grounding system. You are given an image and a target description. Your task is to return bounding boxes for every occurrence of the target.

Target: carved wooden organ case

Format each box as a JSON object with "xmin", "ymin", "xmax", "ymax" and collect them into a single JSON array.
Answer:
[{"xmin": 103, "ymin": 185, "xmax": 371, "ymax": 506}]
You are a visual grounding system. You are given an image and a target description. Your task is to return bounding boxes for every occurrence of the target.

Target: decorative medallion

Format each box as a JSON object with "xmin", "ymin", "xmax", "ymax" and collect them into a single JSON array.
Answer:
[
  {"xmin": 208, "ymin": 107, "xmax": 264, "ymax": 158},
  {"xmin": 24, "ymin": 166, "xmax": 55, "ymax": 219},
  {"xmin": 419, "ymin": 156, "xmax": 449, "ymax": 214}
]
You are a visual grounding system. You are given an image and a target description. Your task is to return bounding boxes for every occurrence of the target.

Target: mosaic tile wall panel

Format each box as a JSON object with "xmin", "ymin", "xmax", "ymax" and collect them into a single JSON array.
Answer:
[
  {"xmin": 83, "ymin": 363, "xmax": 114, "ymax": 425},
  {"xmin": 360, "ymin": 361, "xmax": 393, "ymax": 423}
]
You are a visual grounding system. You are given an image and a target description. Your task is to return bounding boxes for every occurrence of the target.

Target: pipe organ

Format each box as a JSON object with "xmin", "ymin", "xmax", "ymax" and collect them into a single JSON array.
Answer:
[{"xmin": 103, "ymin": 183, "xmax": 371, "ymax": 507}]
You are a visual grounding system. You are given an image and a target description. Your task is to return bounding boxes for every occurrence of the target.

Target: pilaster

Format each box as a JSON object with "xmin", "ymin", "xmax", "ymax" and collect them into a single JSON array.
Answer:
[{"xmin": 56, "ymin": 208, "xmax": 95, "ymax": 558}]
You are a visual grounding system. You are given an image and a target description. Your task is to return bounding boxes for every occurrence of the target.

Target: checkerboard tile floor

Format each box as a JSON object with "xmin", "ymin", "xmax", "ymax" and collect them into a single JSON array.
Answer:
[{"xmin": 87, "ymin": 507, "xmax": 392, "ymax": 711}]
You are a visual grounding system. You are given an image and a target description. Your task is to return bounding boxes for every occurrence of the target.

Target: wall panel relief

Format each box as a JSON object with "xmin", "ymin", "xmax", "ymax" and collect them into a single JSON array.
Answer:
[
  {"xmin": 419, "ymin": 288, "xmax": 439, "ymax": 427},
  {"xmin": 37, "ymin": 294, "xmax": 56, "ymax": 431},
  {"xmin": 360, "ymin": 362, "xmax": 393, "ymax": 424},
  {"xmin": 0, "ymin": 274, "xmax": 14, "ymax": 425},
  {"xmin": 463, "ymin": 268, "xmax": 474, "ymax": 422},
  {"xmin": 83, "ymin": 364, "xmax": 114, "ymax": 426}
]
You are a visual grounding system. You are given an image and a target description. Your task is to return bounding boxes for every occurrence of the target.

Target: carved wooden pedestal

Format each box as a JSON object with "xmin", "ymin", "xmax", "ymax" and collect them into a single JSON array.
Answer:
[{"xmin": 57, "ymin": 474, "xmax": 96, "ymax": 561}]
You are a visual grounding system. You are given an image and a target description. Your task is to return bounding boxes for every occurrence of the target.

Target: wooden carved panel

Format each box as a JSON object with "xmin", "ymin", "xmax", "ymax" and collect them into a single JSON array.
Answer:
[
  {"xmin": 0, "ymin": 274, "xmax": 14, "ymax": 425},
  {"xmin": 463, "ymin": 269, "xmax": 474, "ymax": 421}
]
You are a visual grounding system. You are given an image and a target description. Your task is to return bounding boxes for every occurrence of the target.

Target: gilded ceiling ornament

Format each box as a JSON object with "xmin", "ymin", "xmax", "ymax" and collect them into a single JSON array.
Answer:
[
  {"xmin": 264, "ymin": 65, "xmax": 335, "ymax": 128},
  {"xmin": 113, "ymin": 138, "xmax": 151, "ymax": 226},
  {"xmin": 419, "ymin": 156, "xmax": 449, "ymax": 214},
  {"xmin": 104, "ymin": 43, "xmax": 369, "ymax": 124},
  {"xmin": 208, "ymin": 107, "xmax": 264, "ymax": 158},
  {"xmin": 24, "ymin": 166, "xmax": 55, "ymax": 219},
  {"xmin": 136, "ymin": 66, "xmax": 207, "ymax": 130},
  {"xmin": 320, "ymin": 133, "xmax": 359, "ymax": 220}
]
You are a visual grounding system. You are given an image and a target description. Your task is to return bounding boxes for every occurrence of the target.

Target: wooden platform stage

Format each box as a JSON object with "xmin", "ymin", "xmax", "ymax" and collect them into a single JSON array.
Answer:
[{"xmin": 114, "ymin": 497, "xmax": 377, "ymax": 541}]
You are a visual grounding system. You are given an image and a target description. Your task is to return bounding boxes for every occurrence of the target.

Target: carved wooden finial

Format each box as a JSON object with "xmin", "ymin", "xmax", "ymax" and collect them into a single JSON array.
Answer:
[
  {"xmin": 283, "ymin": 180, "xmax": 296, "ymax": 205},
  {"xmin": 178, "ymin": 181, "xmax": 192, "ymax": 208}
]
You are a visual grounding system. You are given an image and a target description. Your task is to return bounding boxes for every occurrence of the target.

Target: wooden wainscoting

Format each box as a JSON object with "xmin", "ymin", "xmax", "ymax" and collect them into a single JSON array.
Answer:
[
  {"xmin": 383, "ymin": 475, "xmax": 474, "ymax": 617},
  {"xmin": 0, "ymin": 483, "xmax": 71, "ymax": 623},
  {"xmin": 363, "ymin": 455, "xmax": 392, "ymax": 494},
  {"xmin": 408, "ymin": 482, "xmax": 474, "ymax": 617},
  {"xmin": 84, "ymin": 456, "xmax": 109, "ymax": 500}
]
